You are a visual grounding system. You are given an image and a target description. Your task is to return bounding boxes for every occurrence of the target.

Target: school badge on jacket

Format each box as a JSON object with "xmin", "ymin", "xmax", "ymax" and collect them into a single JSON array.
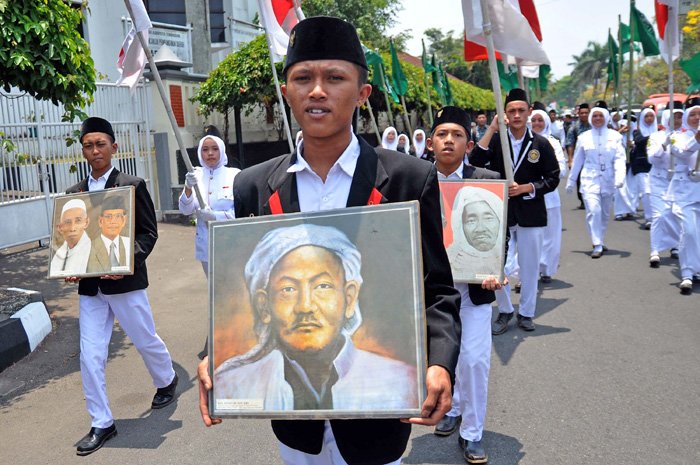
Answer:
[{"xmin": 527, "ymin": 149, "xmax": 540, "ymax": 163}]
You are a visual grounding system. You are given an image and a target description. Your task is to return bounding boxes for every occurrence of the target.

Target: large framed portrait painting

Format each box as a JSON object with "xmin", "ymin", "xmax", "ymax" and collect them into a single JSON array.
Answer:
[
  {"xmin": 47, "ymin": 186, "xmax": 135, "ymax": 279},
  {"xmin": 439, "ymin": 180, "xmax": 508, "ymax": 284},
  {"xmin": 208, "ymin": 202, "xmax": 426, "ymax": 419}
]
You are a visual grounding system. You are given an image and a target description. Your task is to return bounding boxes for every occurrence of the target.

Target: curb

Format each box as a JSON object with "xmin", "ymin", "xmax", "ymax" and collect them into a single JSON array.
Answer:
[{"xmin": 0, "ymin": 288, "xmax": 51, "ymax": 373}]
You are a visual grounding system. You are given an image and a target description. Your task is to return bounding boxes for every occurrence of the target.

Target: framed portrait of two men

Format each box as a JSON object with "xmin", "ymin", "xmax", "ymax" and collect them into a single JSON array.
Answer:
[
  {"xmin": 439, "ymin": 180, "xmax": 509, "ymax": 284},
  {"xmin": 47, "ymin": 186, "xmax": 135, "ymax": 279},
  {"xmin": 208, "ymin": 202, "xmax": 427, "ymax": 419}
]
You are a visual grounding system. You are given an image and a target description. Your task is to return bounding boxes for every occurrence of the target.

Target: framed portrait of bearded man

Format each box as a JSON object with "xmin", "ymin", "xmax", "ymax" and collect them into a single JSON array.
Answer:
[
  {"xmin": 47, "ymin": 186, "xmax": 135, "ymax": 279},
  {"xmin": 208, "ymin": 202, "xmax": 426, "ymax": 419},
  {"xmin": 438, "ymin": 180, "xmax": 508, "ymax": 284}
]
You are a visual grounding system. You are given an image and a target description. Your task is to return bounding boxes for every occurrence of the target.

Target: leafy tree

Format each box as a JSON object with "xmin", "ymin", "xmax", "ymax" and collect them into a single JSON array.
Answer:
[
  {"xmin": 568, "ymin": 41, "xmax": 609, "ymax": 96},
  {"xmin": 424, "ymin": 28, "xmax": 491, "ymax": 90},
  {"xmin": 191, "ymin": 34, "xmax": 284, "ymax": 146},
  {"xmin": 301, "ymin": 0, "xmax": 403, "ymax": 48},
  {"xmin": 0, "ymin": 0, "xmax": 95, "ymax": 122}
]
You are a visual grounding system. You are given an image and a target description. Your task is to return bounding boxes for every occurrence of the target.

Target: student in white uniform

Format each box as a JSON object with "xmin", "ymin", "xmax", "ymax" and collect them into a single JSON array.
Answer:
[
  {"xmin": 668, "ymin": 98, "xmax": 700, "ymax": 293},
  {"xmin": 397, "ymin": 133, "xmax": 410, "ymax": 153},
  {"xmin": 647, "ymin": 108, "xmax": 682, "ymax": 267},
  {"xmin": 380, "ymin": 126, "xmax": 398, "ymax": 150},
  {"xmin": 566, "ymin": 102, "xmax": 626, "ymax": 258},
  {"xmin": 179, "ymin": 126, "xmax": 240, "ymax": 277},
  {"xmin": 531, "ymin": 106, "xmax": 567, "ymax": 282}
]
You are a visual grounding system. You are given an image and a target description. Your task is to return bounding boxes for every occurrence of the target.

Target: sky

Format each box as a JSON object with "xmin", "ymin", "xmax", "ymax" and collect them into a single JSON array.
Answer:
[{"xmin": 387, "ymin": 0, "xmax": 661, "ymax": 81}]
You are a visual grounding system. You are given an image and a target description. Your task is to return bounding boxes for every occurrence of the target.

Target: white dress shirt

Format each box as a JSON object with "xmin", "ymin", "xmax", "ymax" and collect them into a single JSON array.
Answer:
[
  {"xmin": 100, "ymin": 233, "xmax": 130, "ymax": 263},
  {"xmin": 88, "ymin": 166, "xmax": 115, "ymax": 192},
  {"xmin": 287, "ymin": 133, "xmax": 361, "ymax": 212},
  {"xmin": 436, "ymin": 163, "xmax": 464, "ymax": 180}
]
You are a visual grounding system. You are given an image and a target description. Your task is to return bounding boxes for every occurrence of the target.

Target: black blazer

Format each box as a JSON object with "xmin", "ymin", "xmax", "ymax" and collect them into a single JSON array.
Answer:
[
  {"xmin": 469, "ymin": 128, "xmax": 560, "ymax": 227},
  {"xmin": 66, "ymin": 168, "xmax": 158, "ymax": 296},
  {"xmin": 233, "ymin": 137, "xmax": 461, "ymax": 465},
  {"xmin": 631, "ymin": 129, "xmax": 652, "ymax": 175},
  {"xmin": 460, "ymin": 164, "xmax": 502, "ymax": 306}
]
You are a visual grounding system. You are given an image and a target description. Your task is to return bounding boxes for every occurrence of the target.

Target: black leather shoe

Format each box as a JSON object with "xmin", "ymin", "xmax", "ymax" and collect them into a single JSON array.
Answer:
[
  {"xmin": 671, "ymin": 248, "xmax": 679, "ymax": 259},
  {"xmin": 591, "ymin": 250, "xmax": 602, "ymax": 259},
  {"xmin": 459, "ymin": 437, "xmax": 488, "ymax": 463},
  {"xmin": 602, "ymin": 245, "xmax": 609, "ymax": 252},
  {"xmin": 540, "ymin": 275, "xmax": 552, "ymax": 283},
  {"xmin": 76, "ymin": 424, "xmax": 117, "ymax": 456},
  {"xmin": 434, "ymin": 415, "xmax": 460, "ymax": 436},
  {"xmin": 514, "ymin": 282, "xmax": 521, "ymax": 293},
  {"xmin": 517, "ymin": 314, "xmax": 536, "ymax": 331},
  {"xmin": 492, "ymin": 312, "xmax": 513, "ymax": 335},
  {"xmin": 152, "ymin": 372, "xmax": 178, "ymax": 409}
]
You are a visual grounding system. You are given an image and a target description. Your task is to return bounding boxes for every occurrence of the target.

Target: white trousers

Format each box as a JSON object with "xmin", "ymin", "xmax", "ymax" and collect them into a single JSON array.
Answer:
[
  {"xmin": 279, "ymin": 421, "xmax": 402, "ymax": 465},
  {"xmin": 614, "ymin": 171, "xmax": 652, "ymax": 219},
  {"xmin": 79, "ymin": 289, "xmax": 175, "ymax": 428},
  {"xmin": 583, "ymin": 192, "xmax": 614, "ymax": 247},
  {"xmin": 649, "ymin": 195, "xmax": 680, "ymax": 254},
  {"xmin": 496, "ymin": 225, "xmax": 543, "ymax": 318},
  {"xmin": 540, "ymin": 206, "xmax": 562, "ymax": 277},
  {"xmin": 448, "ymin": 288, "xmax": 491, "ymax": 442},
  {"xmin": 673, "ymin": 201, "xmax": 700, "ymax": 279}
]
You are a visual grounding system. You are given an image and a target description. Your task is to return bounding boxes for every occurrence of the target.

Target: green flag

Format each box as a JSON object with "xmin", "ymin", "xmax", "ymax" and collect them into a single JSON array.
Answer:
[
  {"xmin": 631, "ymin": 5, "xmax": 660, "ymax": 56},
  {"xmin": 363, "ymin": 45, "xmax": 383, "ymax": 67},
  {"xmin": 607, "ymin": 56, "xmax": 619, "ymax": 87},
  {"xmin": 431, "ymin": 54, "xmax": 445, "ymax": 104},
  {"xmin": 439, "ymin": 62, "xmax": 454, "ymax": 105},
  {"xmin": 619, "ymin": 23, "xmax": 640, "ymax": 55},
  {"xmin": 608, "ymin": 30, "xmax": 618, "ymax": 58},
  {"xmin": 496, "ymin": 60, "xmax": 518, "ymax": 93},
  {"xmin": 680, "ymin": 52, "xmax": 700, "ymax": 93},
  {"xmin": 363, "ymin": 46, "xmax": 400, "ymax": 104},
  {"xmin": 421, "ymin": 39, "xmax": 437, "ymax": 74},
  {"xmin": 539, "ymin": 64, "xmax": 551, "ymax": 91},
  {"xmin": 389, "ymin": 40, "xmax": 408, "ymax": 96}
]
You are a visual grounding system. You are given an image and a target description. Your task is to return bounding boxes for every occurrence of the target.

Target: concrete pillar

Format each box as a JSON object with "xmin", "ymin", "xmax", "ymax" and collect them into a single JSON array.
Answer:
[
  {"xmin": 186, "ymin": 0, "xmax": 212, "ymax": 74},
  {"xmin": 154, "ymin": 133, "xmax": 173, "ymax": 211}
]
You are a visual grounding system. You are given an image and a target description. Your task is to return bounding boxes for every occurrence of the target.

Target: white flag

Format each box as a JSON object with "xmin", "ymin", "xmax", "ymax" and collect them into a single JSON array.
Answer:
[
  {"xmin": 462, "ymin": 0, "xmax": 549, "ymax": 65},
  {"xmin": 520, "ymin": 65, "xmax": 540, "ymax": 78},
  {"xmin": 256, "ymin": 0, "xmax": 305, "ymax": 63},
  {"xmin": 116, "ymin": 0, "xmax": 152, "ymax": 95},
  {"xmin": 657, "ymin": 0, "xmax": 680, "ymax": 63}
]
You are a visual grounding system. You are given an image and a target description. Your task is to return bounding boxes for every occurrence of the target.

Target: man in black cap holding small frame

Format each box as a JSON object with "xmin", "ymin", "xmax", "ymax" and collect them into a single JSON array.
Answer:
[
  {"xmin": 65, "ymin": 117, "xmax": 178, "ymax": 456},
  {"xmin": 197, "ymin": 16, "xmax": 461, "ymax": 465},
  {"xmin": 468, "ymin": 88, "xmax": 560, "ymax": 335}
]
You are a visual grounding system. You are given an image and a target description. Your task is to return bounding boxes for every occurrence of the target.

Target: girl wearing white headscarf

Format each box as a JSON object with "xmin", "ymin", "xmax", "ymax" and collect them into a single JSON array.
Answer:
[
  {"xmin": 614, "ymin": 107, "xmax": 656, "ymax": 224},
  {"xmin": 179, "ymin": 132, "xmax": 241, "ymax": 276},
  {"xmin": 566, "ymin": 105, "xmax": 626, "ymax": 258},
  {"xmin": 396, "ymin": 133, "xmax": 410, "ymax": 154},
  {"xmin": 530, "ymin": 109, "xmax": 567, "ymax": 280},
  {"xmin": 646, "ymin": 108, "xmax": 683, "ymax": 267},
  {"xmin": 668, "ymin": 100, "xmax": 700, "ymax": 292},
  {"xmin": 380, "ymin": 126, "xmax": 398, "ymax": 151},
  {"xmin": 410, "ymin": 129, "xmax": 427, "ymax": 158}
]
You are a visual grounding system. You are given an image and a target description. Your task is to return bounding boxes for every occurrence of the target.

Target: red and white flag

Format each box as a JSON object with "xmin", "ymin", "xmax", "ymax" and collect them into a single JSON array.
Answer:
[
  {"xmin": 256, "ymin": 0, "xmax": 305, "ymax": 63},
  {"xmin": 462, "ymin": 0, "xmax": 548, "ymax": 65},
  {"xmin": 656, "ymin": 0, "xmax": 680, "ymax": 63},
  {"xmin": 116, "ymin": 0, "xmax": 152, "ymax": 95}
]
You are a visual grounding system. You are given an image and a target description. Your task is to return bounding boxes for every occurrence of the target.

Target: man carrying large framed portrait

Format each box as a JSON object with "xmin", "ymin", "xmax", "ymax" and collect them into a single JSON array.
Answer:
[{"xmin": 197, "ymin": 16, "xmax": 461, "ymax": 465}]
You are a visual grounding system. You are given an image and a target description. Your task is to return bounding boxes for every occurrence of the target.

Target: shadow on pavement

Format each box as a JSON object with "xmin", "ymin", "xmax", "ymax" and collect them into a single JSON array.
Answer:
[{"xmin": 403, "ymin": 430, "xmax": 524, "ymax": 464}]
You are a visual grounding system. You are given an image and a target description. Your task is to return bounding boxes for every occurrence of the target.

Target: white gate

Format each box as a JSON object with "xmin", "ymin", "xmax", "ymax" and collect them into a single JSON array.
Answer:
[{"xmin": 0, "ymin": 83, "xmax": 153, "ymax": 250}]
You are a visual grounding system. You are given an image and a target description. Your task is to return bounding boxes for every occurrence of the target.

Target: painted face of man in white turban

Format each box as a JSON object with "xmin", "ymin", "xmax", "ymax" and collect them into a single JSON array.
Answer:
[
  {"xmin": 462, "ymin": 200, "xmax": 500, "ymax": 252},
  {"xmin": 57, "ymin": 199, "xmax": 89, "ymax": 248}
]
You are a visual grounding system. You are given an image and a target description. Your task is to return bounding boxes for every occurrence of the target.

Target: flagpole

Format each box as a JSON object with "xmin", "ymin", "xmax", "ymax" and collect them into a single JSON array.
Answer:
[
  {"xmin": 400, "ymin": 95, "xmax": 414, "ymax": 138},
  {"xmin": 290, "ymin": 0, "xmax": 303, "ymax": 21},
  {"xmin": 422, "ymin": 39, "xmax": 434, "ymax": 127},
  {"xmin": 668, "ymin": 4, "xmax": 676, "ymax": 178},
  {"xmin": 626, "ymin": 0, "xmax": 635, "ymax": 161},
  {"xmin": 365, "ymin": 99, "xmax": 382, "ymax": 142},
  {"xmin": 122, "ymin": 0, "xmax": 207, "ymax": 207},
  {"xmin": 378, "ymin": 62, "xmax": 395, "ymax": 127},
  {"xmin": 618, "ymin": 15, "xmax": 624, "ymax": 119},
  {"xmin": 478, "ymin": 0, "xmax": 514, "ymax": 185},
  {"xmin": 610, "ymin": 27, "xmax": 618, "ymax": 110}
]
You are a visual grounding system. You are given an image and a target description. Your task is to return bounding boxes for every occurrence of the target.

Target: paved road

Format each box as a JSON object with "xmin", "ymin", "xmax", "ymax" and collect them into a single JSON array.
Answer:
[{"xmin": 1, "ymin": 186, "xmax": 698, "ymax": 464}]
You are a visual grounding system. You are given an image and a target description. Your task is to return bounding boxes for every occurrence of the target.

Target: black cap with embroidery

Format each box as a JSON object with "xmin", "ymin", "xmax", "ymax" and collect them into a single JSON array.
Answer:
[
  {"xmin": 594, "ymin": 100, "xmax": 608, "ymax": 109},
  {"xmin": 578, "ymin": 103, "xmax": 590, "ymax": 110},
  {"xmin": 282, "ymin": 17, "xmax": 368, "ymax": 76},
  {"xmin": 80, "ymin": 117, "xmax": 115, "ymax": 143},
  {"xmin": 505, "ymin": 88, "xmax": 528, "ymax": 106},
  {"xmin": 203, "ymin": 125, "xmax": 223, "ymax": 139},
  {"xmin": 685, "ymin": 96, "xmax": 700, "ymax": 109},
  {"xmin": 532, "ymin": 101, "xmax": 547, "ymax": 111},
  {"xmin": 431, "ymin": 106, "xmax": 471, "ymax": 135}
]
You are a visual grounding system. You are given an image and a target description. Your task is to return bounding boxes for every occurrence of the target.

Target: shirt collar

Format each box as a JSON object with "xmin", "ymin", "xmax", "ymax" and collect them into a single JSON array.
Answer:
[
  {"xmin": 435, "ymin": 161, "xmax": 464, "ymax": 179},
  {"xmin": 508, "ymin": 128, "xmax": 526, "ymax": 144},
  {"xmin": 88, "ymin": 166, "xmax": 115, "ymax": 185},
  {"xmin": 287, "ymin": 133, "xmax": 361, "ymax": 177}
]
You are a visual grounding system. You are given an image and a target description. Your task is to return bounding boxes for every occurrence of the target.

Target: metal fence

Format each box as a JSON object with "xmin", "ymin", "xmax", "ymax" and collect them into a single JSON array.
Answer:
[{"xmin": 0, "ymin": 82, "xmax": 153, "ymax": 249}]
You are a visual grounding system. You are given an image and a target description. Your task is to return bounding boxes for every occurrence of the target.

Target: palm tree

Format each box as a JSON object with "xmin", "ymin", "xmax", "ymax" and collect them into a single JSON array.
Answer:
[{"xmin": 569, "ymin": 41, "xmax": 610, "ymax": 96}]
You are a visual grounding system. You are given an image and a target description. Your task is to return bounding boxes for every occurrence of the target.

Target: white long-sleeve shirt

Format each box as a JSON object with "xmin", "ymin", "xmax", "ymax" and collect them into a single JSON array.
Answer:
[{"xmin": 568, "ymin": 128, "xmax": 626, "ymax": 196}]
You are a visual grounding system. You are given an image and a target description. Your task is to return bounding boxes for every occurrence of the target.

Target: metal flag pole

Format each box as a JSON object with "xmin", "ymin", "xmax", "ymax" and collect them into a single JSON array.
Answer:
[
  {"xmin": 626, "ymin": 0, "xmax": 636, "ymax": 161},
  {"xmin": 256, "ymin": 0, "xmax": 294, "ymax": 153},
  {"xmin": 422, "ymin": 39, "xmax": 434, "ymax": 127},
  {"xmin": 667, "ymin": 4, "xmax": 676, "ymax": 177},
  {"xmin": 365, "ymin": 99, "xmax": 382, "ymax": 142},
  {"xmin": 378, "ymin": 61, "xmax": 396, "ymax": 127},
  {"xmin": 123, "ymin": 0, "xmax": 207, "ymax": 207},
  {"xmin": 478, "ymin": 0, "xmax": 514, "ymax": 185}
]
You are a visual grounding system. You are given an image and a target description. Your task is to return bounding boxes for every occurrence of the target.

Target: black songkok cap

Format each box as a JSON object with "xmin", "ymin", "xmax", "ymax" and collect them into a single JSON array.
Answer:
[
  {"xmin": 532, "ymin": 101, "xmax": 547, "ymax": 111},
  {"xmin": 685, "ymin": 96, "xmax": 700, "ymax": 109},
  {"xmin": 505, "ymin": 88, "xmax": 528, "ymax": 106},
  {"xmin": 477, "ymin": 110, "xmax": 486, "ymax": 116},
  {"xmin": 578, "ymin": 103, "xmax": 590, "ymax": 110},
  {"xmin": 594, "ymin": 100, "xmax": 608, "ymax": 109},
  {"xmin": 203, "ymin": 125, "xmax": 223, "ymax": 139},
  {"xmin": 431, "ymin": 106, "xmax": 471, "ymax": 135},
  {"xmin": 282, "ymin": 17, "xmax": 368, "ymax": 76},
  {"xmin": 101, "ymin": 195, "xmax": 127, "ymax": 214},
  {"xmin": 80, "ymin": 117, "xmax": 115, "ymax": 143}
]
